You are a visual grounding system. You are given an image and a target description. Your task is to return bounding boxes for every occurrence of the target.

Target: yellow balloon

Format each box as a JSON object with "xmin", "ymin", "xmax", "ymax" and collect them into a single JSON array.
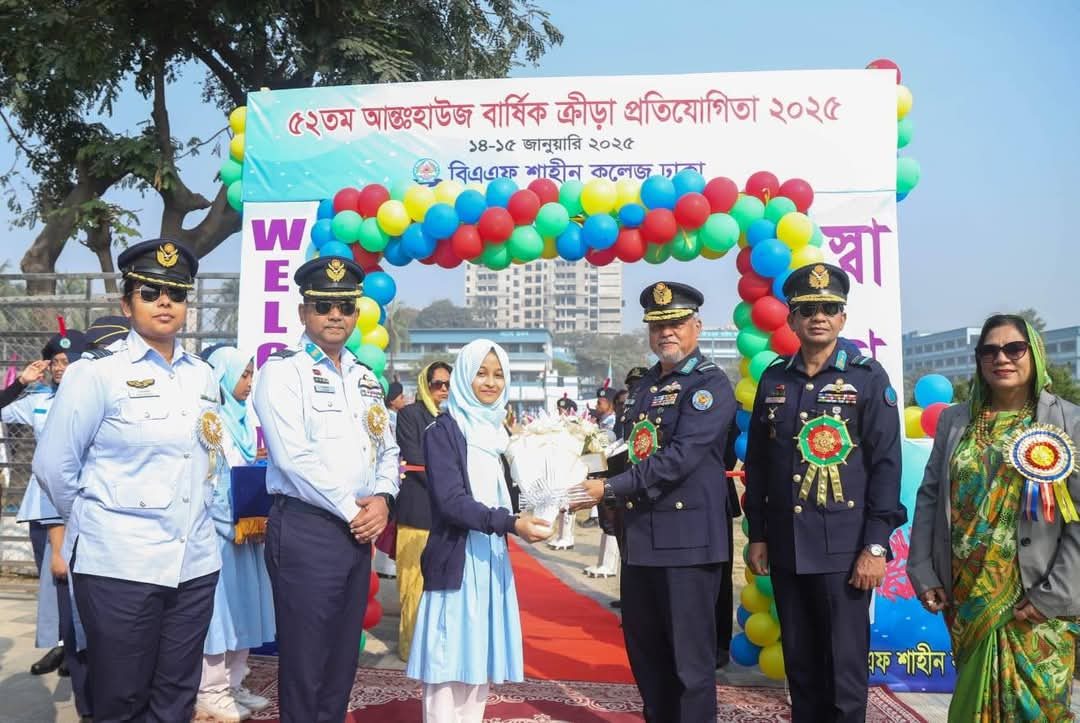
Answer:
[
  {"xmin": 739, "ymin": 358, "xmax": 752, "ymax": 379},
  {"xmin": 403, "ymin": 185, "xmax": 436, "ymax": 222},
  {"xmin": 776, "ymin": 212, "xmax": 813, "ymax": 249},
  {"xmin": 355, "ymin": 297, "xmax": 381, "ymax": 333},
  {"xmin": 541, "ymin": 236, "xmax": 559, "ymax": 260},
  {"xmin": 745, "ymin": 612, "xmax": 781, "ymax": 646},
  {"xmin": 735, "ymin": 378, "xmax": 758, "ymax": 408},
  {"xmin": 228, "ymin": 106, "xmax": 247, "ymax": 134},
  {"xmin": 897, "ymin": 85, "xmax": 914, "ymax": 120},
  {"xmin": 362, "ymin": 324, "xmax": 389, "ymax": 350},
  {"xmin": 740, "ymin": 583, "xmax": 771, "ymax": 614},
  {"xmin": 737, "ymin": 233, "xmax": 749, "ymax": 249},
  {"xmin": 700, "ymin": 247, "xmax": 727, "ymax": 260},
  {"xmin": 790, "ymin": 245, "xmax": 825, "ymax": 268},
  {"xmin": 905, "ymin": 405, "xmax": 926, "ymax": 439},
  {"xmin": 229, "ymin": 133, "xmax": 245, "ymax": 162},
  {"xmin": 615, "ymin": 179, "xmax": 641, "ymax": 208},
  {"xmin": 580, "ymin": 179, "xmax": 617, "ymax": 216},
  {"xmin": 744, "ymin": 568, "xmax": 756, "ymax": 585},
  {"xmin": 376, "ymin": 200, "xmax": 411, "ymax": 237},
  {"xmin": 434, "ymin": 180, "xmax": 464, "ymax": 205},
  {"xmin": 759, "ymin": 642, "xmax": 786, "ymax": 680},
  {"xmin": 741, "ymin": 396, "xmax": 754, "ymax": 412}
]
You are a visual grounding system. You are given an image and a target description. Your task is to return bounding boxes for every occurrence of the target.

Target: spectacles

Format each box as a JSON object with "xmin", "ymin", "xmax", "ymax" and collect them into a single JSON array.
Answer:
[
  {"xmin": 976, "ymin": 341, "xmax": 1029, "ymax": 362},
  {"xmin": 138, "ymin": 284, "xmax": 188, "ymax": 304},
  {"xmin": 307, "ymin": 300, "xmax": 357, "ymax": 316},
  {"xmin": 794, "ymin": 302, "xmax": 844, "ymax": 318},
  {"xmin": 429, "ymin": 380, "xmax": 450, "ymax": 391}
]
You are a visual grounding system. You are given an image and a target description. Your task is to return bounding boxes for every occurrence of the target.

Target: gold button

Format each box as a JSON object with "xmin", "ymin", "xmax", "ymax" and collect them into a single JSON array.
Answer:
[
  {"xmin": 639, "ymin": 413, "xmax": 645, "ymax": 420},
  {"xmin": 650, "ymin": 386, "xmax": 658, "ymax": 393},
  {"xmin": 401, "ymin": 459, "xmax": 407, "ymax": 465},
  {"xmin": 792, "ymin": 474, "xmax": 802, "ymax": 483},
  {"xmin": 794, "ymin": 505, "xmax": 803, "ymax": 514},
  {"xmin": 626, "ymin": 501, "xmax": 634, "ymax": 510},
  {"xmin": 799, "ymin": 411, "xmax": 808, "ymax": 420},
  {"xmin": 675, "ymin": 501, "xmax": 684, "ymax": 510},
  {"xmin": 805, "ymin": 383, "xmax": 814, "ymax": 391},
  {"xmin": 655, "ymin": 417, "xmax": 663, "ymax": 424},
  {"xmin": 400, "ymin": 473, "xmax": 406, "ymax": 480},
  {"xmin": 847, "ymin": 500, "xmax": 855, "ymax": 509}
]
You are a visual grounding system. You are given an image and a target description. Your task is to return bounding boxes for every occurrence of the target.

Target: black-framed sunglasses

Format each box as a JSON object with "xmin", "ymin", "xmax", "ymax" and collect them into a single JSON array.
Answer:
[
  {"xmin": 975, "ymin": 341, "xmax": 1029, "ymax": 363},
  {"xmin": 307, "ymin": 300, "xmax": 357, "ymax": 316},
  {"xmin": 793, "ymin": 302, "xmax": 844, "ymax": 318},
  {"xmin": 428, "ymin": 380, "xmax": 450, "ymax": 391},
  {"xmin": 138, "ymin": 283, "xmax": 188, "ymax": 304}
]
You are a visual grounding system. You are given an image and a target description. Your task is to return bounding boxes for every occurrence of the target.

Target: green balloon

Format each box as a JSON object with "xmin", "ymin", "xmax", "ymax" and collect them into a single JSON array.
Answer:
[
  {"xmin": 358, "ymin": 217, "xmax": 390, "ymax": 253},
  {"xmin": 507, "ymin": 226, "xmax": 544, "ymax": 262},
  {"xmin": 749, "ymin": 350, "xmax": 780, "ymax": 381},
  {"xmin": 742, "ymin": 544, "xmax": 751, "ymax": 565},
  {"xmin": 480, "ymin": 242, "xmax": 511, "ymax": 270},
  {"xmin": 897, "ymin": 117, "xmax": 914, "ymax": 149},
  {"xmin": 559, "ymin": 180, "xmax": 585, "ymax": 217},
  {"xmin": 345, "ymin": 328, "xmax": 362, "ymax": 355},
  {"xmin": 643, "ymin": 242, "xmax": 671, "ymax": 265},
  {"xmin": 354, "ymin": 343, "xmax": 387, "ymax": 377},
  {"xmin": 359, "ymin": 630, "xmax": 367, "ymax": 652},
  {"xmin": 755, "ymin": 574, "xmax": 774, "ymax": 597},
  {"xmin": 740, "ymin": 516, "xmax": 750, "ymax": 537},
  {"xmin": 770, "ymin": 600, "xmax": 779, "ymax": 622},
  {"xmin": 220, "ymin": 158, "xmax": 243, "ymax": 187},
  {"xmin": 331, "ymin": 210, "xmax": 363, "ymax": 243},
  {"xmin": 378, "ymin": 375, "xmax": 389, "ymax": 395},
  {"xmin": 669, "ymin": 230, "xmax": 701, "ymax": 261},
  {"xmin": 764, "ymin": 197, "xmax": 797, "ymax": 224},
  {"xmin": 736, "ymin": 328, "xmax": 771, "ymax": 358},
  {"xmin": 897, "ymin": 157, "xmax": 921, "ymax": 195},
  {"xmin": 808, "ymin": 224, "xmax": 824, "ymax": 248},
  {"xmin": 729, "ymin": 195, "xmax": 765, "ymax": 233},
  {"xmin": 699, "ymin": 213, "xmax": 740, "ymax": 253},
  {"xmin": 733, "ymin": 301, "xmax": 753, "ymax": 329},
  {"xmin": 226, "ymin": 180, "xmax": 243, "ymax": 212},
  {"xmin": 535, "ymin": 202, "xmax": 571, "ymax": 238},
  {"xmin": 390, "ymin": 179, "xmax": 412, "ymax": 201}
]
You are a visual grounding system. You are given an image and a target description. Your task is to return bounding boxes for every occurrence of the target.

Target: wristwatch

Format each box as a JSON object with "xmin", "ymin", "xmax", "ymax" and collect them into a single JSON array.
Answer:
[
  {"xmin": 375, "ymin": 492, "xmax": 396, "ymax": 519},
  {"xmin": 603, "ymin": 482, "xmax": 616, "ymax": 505},
  {"xmin": 865, "ymin": 544, "xmax": 887, "ymax": 557}
]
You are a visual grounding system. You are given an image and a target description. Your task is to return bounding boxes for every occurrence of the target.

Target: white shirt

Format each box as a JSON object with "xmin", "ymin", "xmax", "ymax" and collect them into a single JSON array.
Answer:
[{"xmin": 2, "ymin": 385, "xmax": 61, "ymax": 523}]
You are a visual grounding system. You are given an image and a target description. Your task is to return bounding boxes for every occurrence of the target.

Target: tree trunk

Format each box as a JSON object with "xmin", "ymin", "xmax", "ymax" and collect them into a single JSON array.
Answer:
[
  {"xmin": 83, "ymin": 217, "xmax": 119, "ymax": 294},
  {"xmin": 19, "ymin": 179, "xmax": 102, "ymax": 294}
]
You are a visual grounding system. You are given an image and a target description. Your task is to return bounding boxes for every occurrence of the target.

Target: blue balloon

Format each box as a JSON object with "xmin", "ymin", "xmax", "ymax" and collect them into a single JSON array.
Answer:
[
  {"xmin": 618, "ymin": 203, "xmax": 647, "ymax": 228},
  {"xmin": 319, "ymin": 240, "xmax": 352, "ymax": 260},
  {"xmin": 556, "ymin": 224, "xmax": 587, "ymax": 261},
  {"xmin": 455, "ymin": 190, "xmax": 487, "ymax": 224},
  {"xmin": 311, "ymin": 218, "xmax": 335, "ymax": 249},
  {"xmin": 897, "ymin": 191, "xmax": 909, "ymax": 202},
  {"xmin": 640, "ymin": 176, "xmax": 677, "ymax": 210},
  {"xmin": 378, "ymin": 307, "xmax": 387, "ymax": 325},
  {"xmin": 382, "ymin": 238, "xmax": 410, "ymax": 267},
  {"xmin": 582, "ymin": 214, "xmax": 619, "ymax": 250},
  {"xmin": 317, "ymin": 199, "xmax": 336, "ymax": 220},
  {"xmin": 304, "ymin": 241, "xmax": 319, "ymax": 261},
  {"xmin": 915, "ymin": 374, "xmax": 954, "ymax": 407},
  {"xmin": 735, "ymin": 605, "xmax": 752, "ymax": 629},
  {"xmin": 486, "ymin": 178, "xmax": 518, "ymax": 208},
  {"xmin": 422, "ymin": 203, "xmax": 460, "ymax": 240},
  {"xmin": 750, "ymin": 238, "xmax": 792, "ymax": 278},
  {"xmin": 401, "ymin": 224, "xmax": 437, "ymax": 259},
  {"xmin": 672, "ymin": 168, "xmax": 706, "ymax": 196},
  {"xmin": 364, "ymin": 271, "xmax": 397, "ymax": 306},
  {"xmin": 731, "ymin": 633, "xmax": 762, "ymax": 667},
  {"xmin": 736, "ymin": 409, "xmax": 752, "ymax": 432},
  {"xmin": 746, "ymin": 219, "xmax": 777, "ymax": 248},
  {"xmin": 772, "ymin": 270, "xmax": 791, "ymax": 304},
  {"xmin": 734, "ymin": 431, "xmax": 748, "ymax": 461}
]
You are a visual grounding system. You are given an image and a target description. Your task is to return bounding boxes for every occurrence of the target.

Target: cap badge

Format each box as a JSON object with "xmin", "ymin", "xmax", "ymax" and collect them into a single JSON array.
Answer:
[
  {"xmin": 157, "ymin": 242, "xmax": 179, "ymax": 268},
  {"xmin": 809, "ymin": 264, "xmax": 829, "ymax": 290},
  {"xmin": 653, "ymin": 282, "xmax": 672, "ymax": 305},
  {"xmin": 326, "ymin": 259, "xmax": 347, "ymax": 282}
]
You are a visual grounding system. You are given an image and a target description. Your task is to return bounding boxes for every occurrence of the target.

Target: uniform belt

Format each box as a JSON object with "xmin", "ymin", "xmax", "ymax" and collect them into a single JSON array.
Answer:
[
  {"xmin": 274, "ymin": 495, "xmax": 347, "ymax": 527},
  {"xmin": 401, "ymin": 464, "xmax": 426, "ymax": 472}
]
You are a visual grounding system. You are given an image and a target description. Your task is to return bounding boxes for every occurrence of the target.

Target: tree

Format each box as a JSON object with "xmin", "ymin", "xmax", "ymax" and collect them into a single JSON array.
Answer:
[
  {"xmin": 555, "ymin": 330, "xmax": 651, "ymax": 389},
  {"xmin": 0, "ymin": 1, "xmax": 563, "ymax": 292},
  {"xmin": 1048, "ymin": 364, "xmax": 1080, "ymax": 405},
  {"xmin": 552, "ymin": 359, "xmax": 577, "ymax": 377},
  {"xmin": 412, "ymin": 299, "xmax": 477, "ymax": 329},
  {"xmin": 1014, "ymin": 308, "xmax": 1047, "ymax": 333}
]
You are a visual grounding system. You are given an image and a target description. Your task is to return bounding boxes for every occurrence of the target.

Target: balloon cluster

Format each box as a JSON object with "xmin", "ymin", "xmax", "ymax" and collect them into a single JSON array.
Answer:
[
  {"xmin": 221, "ymin": 106, "xmax": 247, "ymax": 212},
  {"xmin": 360, "ymin": 566, "xmax": 383, "ymax": 652},
  {"xmin": 732, "ymin": 514, "xmax": 785, "ymax": 680},
  {"xmin": 904, "ymin": 373, "xmax": 954, "ymax": 439},
  {"xmin": 866, "ymin": 59, "xmax": 920, "ymax": 201}
]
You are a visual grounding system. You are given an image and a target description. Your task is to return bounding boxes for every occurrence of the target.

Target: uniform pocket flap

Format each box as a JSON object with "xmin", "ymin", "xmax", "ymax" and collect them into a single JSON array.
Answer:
[{"xmin": 113, "ymin": 484, "xmax": 173, "ymax": 510}]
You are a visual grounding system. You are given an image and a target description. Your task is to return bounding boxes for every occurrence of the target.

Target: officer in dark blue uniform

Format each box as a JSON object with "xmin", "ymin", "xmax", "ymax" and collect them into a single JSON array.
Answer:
[
  {"xmin": 577, "ymin": 281, "xmax": 736, "ymax": 723},
  {"xmin": 744, "ymin": 263, "xmax": 906, "ymax": 723}
]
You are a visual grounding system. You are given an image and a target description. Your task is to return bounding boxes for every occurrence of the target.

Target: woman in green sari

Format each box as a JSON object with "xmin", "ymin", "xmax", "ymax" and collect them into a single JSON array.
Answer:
[{"xmin": 909, "ymin": 315, "xmax": 1080, "ymax": 722}]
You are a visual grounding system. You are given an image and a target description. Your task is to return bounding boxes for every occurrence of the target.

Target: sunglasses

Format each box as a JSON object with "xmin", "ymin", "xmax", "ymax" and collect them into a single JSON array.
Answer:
[
  {"xmin": 793, "ymin": 302, "xmax": 844, "ymax": 318},
  {"xmin": 138, "ymin": 284, "xmax": 188, "ymax": 304},
  {"xmin": 428, "ymin": 380, "xmax": 450, "ymax": 391},
  {"xmin": 307, "ymin": 300, "xmax": 357, "ymax": 316},
  {"xmin": 975, "ymin": 341, "xmax": 1029, "ymax": 362}
]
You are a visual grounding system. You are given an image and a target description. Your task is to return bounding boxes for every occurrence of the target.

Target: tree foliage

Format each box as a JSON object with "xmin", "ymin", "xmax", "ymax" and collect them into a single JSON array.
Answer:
[
  {"xmin": 412, "ymin": 299, "xmax": 478, "ymax": 329},
  {"xmin": 554, "ymin": 331, "xmax": 651, "ymax": 390}
]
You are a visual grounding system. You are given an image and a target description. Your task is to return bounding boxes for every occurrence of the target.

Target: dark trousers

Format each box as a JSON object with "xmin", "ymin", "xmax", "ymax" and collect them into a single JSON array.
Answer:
[
  {"xmin": 29, "ymin": 520, "xmax": 48, "ymax": 571},
  {"xmin": 73, "ymin": 571, "xmax": 218, "ymax": 723},
  {"xmin": 771, "ymin": 568, "xmax": 871, "ymax": 723},
  {"xmin": 621, "ymin": 563, "xmax": 721, "ymax": 723},
  {"xmin": 715, "ymin": 520, "xmax": 735, "ymax": 660},
  {"xmin": 266, "ymin": 496, "xmax": 371, "ymax": 723},
  {"xmin": 57, "ymin": 577, "xmax": 93, "ymax": 717}
]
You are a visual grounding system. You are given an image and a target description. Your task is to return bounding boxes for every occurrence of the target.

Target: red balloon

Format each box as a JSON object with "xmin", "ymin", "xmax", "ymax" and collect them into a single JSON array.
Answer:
[
  {"xmin": 506, "ymin": 189, "xmax": 541, "ymax": 225},
  {"xmin": 477, "ymin": 207, "xmax": 514, "ymax": 243},
  {"xmin": 366, "ymin": 264, "xmax": 384, "ymax": 274},
  {"xmin": 745, "ymin": 171, "xmax": 780, "ymax": 203},
  {"xmin": 369, "ymin": 571, "xmax": 380, "ymax": 597},
  {"xmin": 333, "ymin": 187, "xmax": 362, "ymax": 214},
  {"xmin": 735, "ymin": 246, "xmax": 753, "ymax": 275},
  {"xmin": 640, "ymin": 208, "xmax": 677, "ymax": 245},
  {"xmin": 770, "ymin": 324, "xmax": 801, "ymax": 356},
  {"xmin": 751, "ymin": 296, "xmax": 789, "ymax": 331},
  {"xmin": 866, "ymin": 58, "xmax": 901, "ymax": 84},
  {"xmin": 418, "ymin": 252, "xmax": 437, "ymax": 265},
  {"xmin": 613, "ymin": 228, "xmax": 647, "ymax": 263},
  {"xmin": 703, "ymin": 177, "xmax": 739, "ymax": 213},
  {"xmin": 450, "ymin": 224, "xmax": 484, "ymax": 260},
  {"xmin": 673, "ymin": 192, "xmax": 711, "ymax": 230},
  {"xmin": 351, "ymin": 245, "xmax": 382, "ymax": 270},
  {"xmin": 738, "ymin": 271, "xmax": 772, "ymax": 303},
  {"xmin": 921, "ymin": 402, "xmax": 949, "ymax": 437},
  {"xmin": 527, "ymin": 178, "xmax": 560, "ymax": 205},
  {"xmin": 363, "ymin": 599, "xmax": 383, "ymax": 630},
  {"xmin": 778, "ymin": 178, "xmax": 815, "ymax": 213},
  {"xmin": 586, "ymin": 246, "xmax": 617, "ymax": 266},
  {"xmin": 357, "ymin": 184, "xmax": 391, "ymax": 217},
  {"xmin": 433, "ymin": 239, "xmax": 462, "ymax": 269}
]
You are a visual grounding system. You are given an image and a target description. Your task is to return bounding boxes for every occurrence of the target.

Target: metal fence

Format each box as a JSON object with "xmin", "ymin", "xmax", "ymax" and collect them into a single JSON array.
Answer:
[{"xmin": 0, "ymin": 272, "xmax": 240, "ymax": 574}]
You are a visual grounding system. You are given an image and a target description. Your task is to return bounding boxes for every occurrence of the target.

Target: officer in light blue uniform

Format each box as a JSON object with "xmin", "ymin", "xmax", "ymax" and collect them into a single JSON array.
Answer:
[
  {"xmin": 33, "ymin": 238, "xmax": 222, "ymax": 723},
  {"xmin": 253, "ymin": 254, "xmax": 400, "ymax": 723}
]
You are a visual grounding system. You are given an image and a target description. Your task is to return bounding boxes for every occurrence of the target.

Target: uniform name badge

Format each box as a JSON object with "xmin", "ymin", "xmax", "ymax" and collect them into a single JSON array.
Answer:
[
  {"xmin": 196, "ymin": 409, "xmax": 226, "ymax": 480},
  {"xmin": 1006, "ymin": 423, "xmax": 1078, "ymax": 523},
  {"xmin": 628, "ymin": 419, "xmax": 658, "ymax": 464},
  {"xmin": 796, "ymin": 415, "xmax": 856, "ymax": 506}
]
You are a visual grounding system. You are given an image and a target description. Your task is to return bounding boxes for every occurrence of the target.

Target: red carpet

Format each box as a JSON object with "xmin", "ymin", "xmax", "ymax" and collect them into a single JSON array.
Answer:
[{"xmin": 507, "ymin": 538, "xmax": 635, "ymax": 683}]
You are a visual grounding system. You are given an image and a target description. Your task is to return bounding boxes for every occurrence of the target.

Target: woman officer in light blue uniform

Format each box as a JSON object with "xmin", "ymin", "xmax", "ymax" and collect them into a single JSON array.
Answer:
[{"xmin": 33, "ymin": 238, "xmax": 222, "ymax": 723}]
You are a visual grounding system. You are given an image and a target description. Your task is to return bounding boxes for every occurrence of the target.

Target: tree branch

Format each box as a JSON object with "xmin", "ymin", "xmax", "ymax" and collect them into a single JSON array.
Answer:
[
  {"xmin": 173, "ymin": 185, "xmax": 241, "ymax": 258},
  {"xmin": 0, "ymin": 108, "xmax": 40, "ymax": 159},
  {"xmin": 187, "ymin": 42, "xmax": 247, "ymax": 106}
]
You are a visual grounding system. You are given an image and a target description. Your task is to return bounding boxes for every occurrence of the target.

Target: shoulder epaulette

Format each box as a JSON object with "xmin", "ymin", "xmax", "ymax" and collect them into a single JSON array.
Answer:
[
  {"xmin": 81, "ymin": 348, "xmax": 114, "ymax": 360},
  {"xmin": 697, "ymin": 361, "xmax": 718, "ymax": 372},
  {"xmin": 851, "ymin": 355, "xmax": 875, "ymax": 367},
  {"xmin": 267, "ymin": 348, "xmax": 298, "ymax": 361},
  {"xmin": 768, "ymin": 356, "xmax": 788, "ymax": 369}
]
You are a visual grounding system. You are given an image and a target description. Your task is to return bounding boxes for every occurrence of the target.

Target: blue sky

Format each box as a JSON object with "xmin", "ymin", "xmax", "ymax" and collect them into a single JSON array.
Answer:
[{"xmin": 3, "ymin": 0, "xmax": 1078, "ymax": 333}]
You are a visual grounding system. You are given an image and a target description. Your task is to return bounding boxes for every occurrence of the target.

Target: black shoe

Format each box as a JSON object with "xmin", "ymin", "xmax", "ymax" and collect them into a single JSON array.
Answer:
[
  {"xmin": 716, "ymin": 649, "xmax": 730, "ymax": 669},
  {"xmin": 80, "ymin": 716, "xmax": 93, "ymax": 723},
  {"xmin": 609, "ymin": 599, "xmax": 621, "ymax": 609},
  {"xmin": 57, "ymin": 661, "xmax": 70, "ymax": 677},
  {"xmin": 578, "ymin": 518, "xmax": 599, "ymax": 529},
  {"xmin": 30, "ymin": 646, "xmax": 64, "ymax": 676}
]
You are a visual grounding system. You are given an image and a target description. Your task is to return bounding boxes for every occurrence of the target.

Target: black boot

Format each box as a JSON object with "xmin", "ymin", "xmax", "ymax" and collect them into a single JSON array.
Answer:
[{"xmin": 30, "ymin": 646, "xmax": 64, "ymax": 675}]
